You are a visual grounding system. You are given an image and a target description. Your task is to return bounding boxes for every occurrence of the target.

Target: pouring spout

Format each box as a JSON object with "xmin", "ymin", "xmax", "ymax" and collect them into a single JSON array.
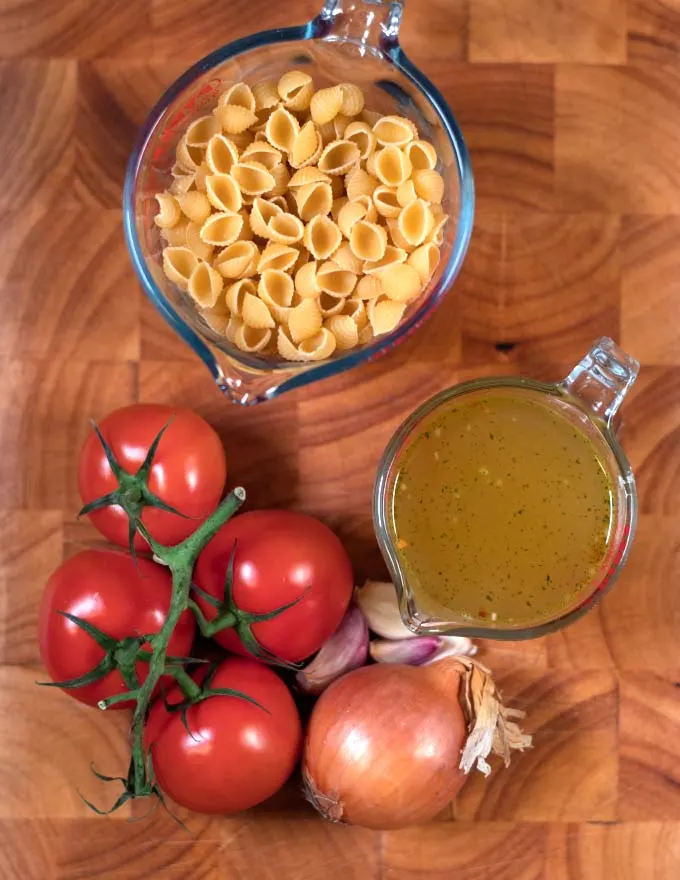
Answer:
[{"xmin": 315, "ymin": 0, "xmax": 404, "ymax": 54}]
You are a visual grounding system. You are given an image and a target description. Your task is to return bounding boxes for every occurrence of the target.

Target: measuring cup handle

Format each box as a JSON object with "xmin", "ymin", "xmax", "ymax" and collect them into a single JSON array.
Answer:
[
  {"xmin": 316, "ymin": 0, "xmax": 404, "ymax": 50},
  {"xmin": 560, "ymin": 337, "xmax": 640, "ymax": 428}
]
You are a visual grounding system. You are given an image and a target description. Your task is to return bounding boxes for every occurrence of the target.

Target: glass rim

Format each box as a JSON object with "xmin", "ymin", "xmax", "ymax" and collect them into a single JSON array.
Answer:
[
  {"xmin": 122, "ymin": 15, "xmax": 475, "ymax": 398},
  {"xmin": 372, "ymin": 374, "xmax": 639, "ymax": 641}
]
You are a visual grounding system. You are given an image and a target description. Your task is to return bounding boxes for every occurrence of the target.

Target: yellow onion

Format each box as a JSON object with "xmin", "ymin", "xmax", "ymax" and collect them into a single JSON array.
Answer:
[{"xmin": 302, "ymin": 657, "xmax": 531, "ymax": 830}]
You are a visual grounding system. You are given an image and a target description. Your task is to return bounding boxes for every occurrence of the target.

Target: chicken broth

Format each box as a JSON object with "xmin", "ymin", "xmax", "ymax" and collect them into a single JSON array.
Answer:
[{"xmin": 390, "ymin": 390, "xmax": 616, "ymax": 625}]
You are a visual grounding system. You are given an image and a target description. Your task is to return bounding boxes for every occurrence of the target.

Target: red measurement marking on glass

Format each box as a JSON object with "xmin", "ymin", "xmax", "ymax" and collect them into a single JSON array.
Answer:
[{"xmin": 151, "ymin": 77, "xmax": 223, "ymax": 166}]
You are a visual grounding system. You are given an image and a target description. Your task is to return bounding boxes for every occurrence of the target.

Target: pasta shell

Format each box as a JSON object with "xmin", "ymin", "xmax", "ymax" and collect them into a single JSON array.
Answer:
[
  {"xmin": 341, "ymin": 295, "xmax": 368, "ymax": 330},
  {"xmin": 201, "ymin": 308, "xmax": 229, "ymax": 334},
  {"xmin": 365, "ymin": 150, "xmax": 378, "ymax": 177},
  {"xmin": 162, "ymin": 218, "xmax": 189, "ymax": 247},
  {"xmin": 318, "ymin": 139, "xmax": 361, "ymax": 176},
  {"xmin": 326, "ymin": 314, "xmax": 359, "ymax": 350},
  {"xmin": 338, "ymin": 83, "xmax": 365, "ymax": 117},
  {"xmin": 220, "ymin": 83, "xmax": 257, "ymax": 112},
  {"xmin": 228, "ymin": 130, "xmax": 255, "ymax": 151},
  {"xmin": 206, "ymin": 173, "xmax": 243, "ymax": 213},
  {"xmin": 265, "ymin": 106, "xmax": 301, "ymax": 153},
  {"xmin": 296, "ymin": 328, "xmax": 337, "ymax": 361},
  {"xmin": 358, "ymin": 323, "xmax": 375, "ymax": 345},
  {"xmin": 376, "ymin": 262, "xmax": 422, "ymax": 302},
  {"xmin": 331, "ymin": 175, "xmax": 345, "ymax": 199},
  {"xmin": 373, "ymin": 145, "xmax": 412, "ymax": 187},
  {"xmin": 332, "ymin": 242, "xmax": 364, "ymax": 275},
  {"xmin": 266, "ymin": 213, "xmax": 305, "ymax": 245},
  {"xmin": 310, "ymin": 85, "xmax": 344, "ymax": 126},
  {"xmin": 252, "ymin": 79, "xmax": 280, "ymax": 111},
  {"xmin": 199, "ymin": 211, "xmax": 243, "ymax": 246},
  {"xmin": 373, "ymin": 115, "xmax": 418, "ymax": 147},
  {"xmin": 316, "ymin": 260, "xmax": 357, "ymax": 296},
  {"xmin": 344, "ymin": 121, "xmax": 377, "ymax": 161},
  {"xmin": 397, "ymin": 179, "xmax": 418, "ymax": 207},
  {"xmin": 294, "ymin": 260, "xmax": 320, "ymax": 298},
  {"xmin": 258, "ymin": 242, "xmax": 299, "ymax": 273},
  {"xmin": 407, "ymin": 242, "xmax": 441, "ymax": 284},
  {"xmin": 295, "ymin": 180, "xmax": 333, "ymax": 222},
  {"xmin": 337, "ymin": 199, "xmax": 369, "ymax": 238},
  {"xmin": 163, "ymin": 246, "xmax": 199, "ymax": 291},
  {"xmin": 187, "ymin": 260, "xmax": 223, "ymax": 307},
  {"xmin": 355, "ymin": 274, "xmax": 382, "ymax": 300},
  {"xmin": 363, "ymin": 245, "xmax": 407, "ymax": 274},
  {"xmin": 266, "ymin": 163, "xmax": 291, "ymax": 197},
  {"xmin": 331, "ymin": 197, "xmax": 348, "ymax": 221},
  {"xmin": 368, "ymin": 296, "xmax": 407, "ymax": 335},
  {"xmin": 304, "ymin": 215, "xmax": 342, "ymax": 260},
  {"xmin": 234, "ymin": 324, "xmax": 272, "ymax": 353},
  {"xmin": 176, "ymin": 135, "xmax": 203, "ymax": 172},
  {"xmin": 242, "ymin": 292, "xmax": 275, "ymax": 329},
  {"xmin": 278, "ymin": 70, "xmax": 314, "ymax": 112},
  {"xmin": 214, "ymin": 240, "xmax": 260, "ymax": 278},
  {"xmin": 333, "ymin": 114, "xmax": 352, "ymax": 138},
  {"xmin": 178, "ymin": 190, "xmax": 212, "ymax": 226},
  {"xmin": 412, "ymin": 169, "xmax": 445, "ymax": 204},
  {"xmin": 236, "ymin": 209, "xmax": 254, "ymax": 242},
  {"xmin": 350, "ymin": 220, "xmax": 388, "ymax": 262},
  {"xmin": 317, "ymin": 291, "xmax": 346, "ymax": 317},
  {"xmin": 289, "ymin": 298, "xmax": 323, "ymax": 343},
  {"xmin": 169, "ymin": 173, "xmax": 195, "ymax": 197},
  {"xmin": 241, "ymin": 141, "xmax": 283, "ymax": 170},
  {"xmin": 361, "ymin": 108, "xmax": 382, "ymax": 127},
  {"xmin": 194, "ymin": 163, "xmax": 210, "ymax": 192},
  {"xmin": 288, "ymin": 167, "xmax": 332, "ymax": 189},
  {"xmin": 206, "ymin": 135, "xmax": 240, "ymax": 174},
  {"xmin": 185, "ymin": 221, "xmax": 214, "ymax": 260},
  {"xmin": 186, "ymin": 115, "xmax": 222, "ymax": 147},
  {"xmin": 429, "ymin": 213, "xmax": 449, "ymax": 247},
  {"xmin": 290, "ymin": 121, "xmax": 322, "ymax": 169},
  {"xmin": 277, "ymin": 326, "xmax": 304, "ymax": 360},
  {"xmin": 386, "ymin": 216, "xmax": 415, "ymax": 252},
  {"xmin": 249, "ymin": 197, "xmax": 282, "ymax": 237},
  {"xmin": 258, "ymin": 269, "xmax": 295, "ymax": 322},
  {"xmin": 154, "ymin": 193, "xmax": 181, "ymax": 229},
  {"xmin": 345, "ymin": 167, "xmax": 379, "ymax": 201},
  {"xmin": 397, "ymin": 199, "xmax": 433, "ymax": 247},
  {"xmin": 231, "ymin": 160, "xmax": 276, "ymax": 196},
  {"xmin": 226, "ymin": 278, "xmax": 257, "ymax": 315},
  {"xmin": 268, "ymin": 195, "xmax": 289, "ymax": 213},
  {"xmin": 293, "ymin": 246, "xmax": 311, "ymax": 273},
  {"xmin": 372, "ymin": 185, "xmax": 401, "ymax": 219},
  {"xmin": 404, "ymin": 139, "xmax": 438, "ymax": 171},
  {"xmin": 217, "ymin": 104, "xmax": 258, "ymax": 134},
  {"xmin": 225, "ymin": 313, "xmax": 243, "ymax": 343},
  {"xmin": 316, "ymin": 119, "xmax": 337, "ymax": 146}
]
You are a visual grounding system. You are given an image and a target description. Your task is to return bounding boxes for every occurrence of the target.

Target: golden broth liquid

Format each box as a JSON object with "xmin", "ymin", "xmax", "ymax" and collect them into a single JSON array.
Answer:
[{"xmin": 390, "ymin": 390, "xmax": 616, "ymax": 625}]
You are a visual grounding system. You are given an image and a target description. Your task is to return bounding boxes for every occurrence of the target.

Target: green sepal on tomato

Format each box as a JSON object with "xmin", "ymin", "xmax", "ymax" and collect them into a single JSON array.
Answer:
[
  {"xmin": 78, "ymin": 404, "xmax": 226, "ymax": 551},
  {"xmin": 38, "ymin": 549, "xmax": 195, "ymax": 708},
  {"xmin": 145, "ymin": 657, "xmax": 302, "ymax": 815},
  {"xmin": 193, "ymin": 510, "xmax": 354, "ymax": 664}
]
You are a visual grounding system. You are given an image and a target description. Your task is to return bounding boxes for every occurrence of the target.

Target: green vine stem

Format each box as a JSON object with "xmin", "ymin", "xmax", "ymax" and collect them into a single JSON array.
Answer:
[{"xmin": 98, "ymin": 486, "xmax": 246, "ymax": 801}]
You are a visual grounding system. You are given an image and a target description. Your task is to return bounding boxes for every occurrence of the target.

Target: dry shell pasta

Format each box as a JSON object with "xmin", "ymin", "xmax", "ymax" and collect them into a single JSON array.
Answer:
[{"xmin": 155, "ymin": 71, "xmax": 450, "ymax": 362}]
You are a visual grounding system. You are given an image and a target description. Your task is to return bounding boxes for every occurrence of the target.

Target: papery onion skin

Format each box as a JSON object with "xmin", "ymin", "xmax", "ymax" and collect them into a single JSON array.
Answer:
[{"xmin": 302, "ymin": 662, "xmax": 467, "ymax": 830}]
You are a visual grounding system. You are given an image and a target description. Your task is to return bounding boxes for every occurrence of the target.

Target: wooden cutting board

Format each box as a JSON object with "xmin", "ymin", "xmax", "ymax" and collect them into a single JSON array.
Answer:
[{"xmin": 1, "ymin": 0, "xmax": 678, "ymax": 877}]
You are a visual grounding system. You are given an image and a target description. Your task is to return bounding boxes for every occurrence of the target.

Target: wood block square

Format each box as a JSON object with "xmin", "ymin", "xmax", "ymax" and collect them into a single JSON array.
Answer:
[
  {"xmin": 621, "ymin": 216, "xmax": 680, "ymax": 366},
  {"xmin": 469, "ymin": 0, "xmax": 627, "ymax": 63},
  {"xmin": 401, "ymin": 0, "xmax": 468, "ymax": 66},
  {"xmin": 141, "ymin": 295, "xmax": 199, "ymax": 361},
  {"xmin": 622, "ymin": 367, "xmax": 680, "ymax": 514},
  {"xmin": 0, "ymin": 361, "xmax": 137, "ymax": 510},
  {"xmin": 0, "ymin": 0, "xmax": 152, "ymax": 59},
  {"xmin": 428, "ymin": 63, "xmax": 554, "ymax": 212},
  {"xmin": 598, "ymin": 517, "xmax": 680, "ymax": 672},
  {"xmin": 151, "ymin": 0, "xmax": 319, "ymax": 64},
  {"xmin": 459, "ymin": 212, "xmax": 621, "ymax": 365},
  {"xmin": 628, "ymin": 0, "xmax": 680, "ymax": 63},
  {"xmin": 555, "ymin": 64, "xmax": 680, "ymax": 212},
  {"xmin": 76, "ymin": 59, "xmax": 191, "ymax": 208},
  {"xmin": 545, "ymin": 607, "xmax": 616, "ymax": 670},
  {"xmin": 454, "ymin": 669, "xmax": 618, "ymax": 820},
  {"xmin": 619, "ymin": 672, "xmax": 680, "ymax": 819},
  {"xmin": 0, "ymin": 511, "xmax": 62, "ymax": 665},
  {"xmin": 0, "ymin": 207, "xmax": 140, "ymax": 361},
  {"xmin": 381, "ymin": 822, "xmax": 548, "ymax": 880},
  {"xmin": 0, "ymin": 667, "xmax": 132, "ymax": 819},
  {"xmin": 0, "ymin": 820, "xmax": 57, "ymax": 879},
  {"xmin": 0, "ymin": 61, "xmax": 76, "ymax": 212}
]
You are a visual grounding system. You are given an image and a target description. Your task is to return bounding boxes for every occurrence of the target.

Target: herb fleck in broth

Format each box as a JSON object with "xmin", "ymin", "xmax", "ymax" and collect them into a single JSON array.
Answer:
[{"xmin": 390, "ymin": 390, "xmax": 616, "ymax": 625}]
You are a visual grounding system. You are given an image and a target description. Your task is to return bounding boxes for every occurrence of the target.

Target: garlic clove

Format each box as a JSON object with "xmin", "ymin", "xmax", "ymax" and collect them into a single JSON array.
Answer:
[
  {"xmin": 370, "ymin": 636, "xmax": 440, "ymax": 665},
  {"xmin": 296, "ymin": 605, "xmax": 369, "ymax": 695},
  {"xmin": 354, "ymin": 580, "xmax": 417, "ymax": 639}
]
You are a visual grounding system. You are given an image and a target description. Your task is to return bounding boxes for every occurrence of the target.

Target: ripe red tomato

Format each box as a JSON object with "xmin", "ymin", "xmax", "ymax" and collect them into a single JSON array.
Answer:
[
  {"xmin": 38, "ymin": 550, "xmax": 195, "ymax": 708},
  {"xmin": 78, "ymin": 404, "xmax": 226, "ymax": 550},
  {"xmin": 193, "ymin": 510, "xmax": 354, "ymax": 664},
  {"xmin": 145, "ymin": 657, "xmax": 302, "ymax": 814}
]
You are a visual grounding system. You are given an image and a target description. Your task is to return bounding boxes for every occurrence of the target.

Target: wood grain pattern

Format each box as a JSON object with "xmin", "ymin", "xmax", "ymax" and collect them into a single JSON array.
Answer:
[{"xmin": 1, "ymin": 0, "xmax": 679, "ymax": 877}]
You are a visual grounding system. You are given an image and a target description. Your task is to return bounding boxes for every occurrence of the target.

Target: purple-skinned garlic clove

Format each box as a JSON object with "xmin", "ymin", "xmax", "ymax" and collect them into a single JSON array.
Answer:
[
  {"xmin": 296, "ymin": 604, "xmax": 369, "ymax": 695},
  {"xmin": 370, "ymin": 635, "xmax": 477, "ymax": 666}
]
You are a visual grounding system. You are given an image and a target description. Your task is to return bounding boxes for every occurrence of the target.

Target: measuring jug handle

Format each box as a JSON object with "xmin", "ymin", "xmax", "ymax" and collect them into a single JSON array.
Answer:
[
  {"xmin": 560, "ymin": 337, "xmax": 640, "ymax": 428},
  {"xmin": 316, "ymin": 0, "xmax": 404, "ymax": 50}
]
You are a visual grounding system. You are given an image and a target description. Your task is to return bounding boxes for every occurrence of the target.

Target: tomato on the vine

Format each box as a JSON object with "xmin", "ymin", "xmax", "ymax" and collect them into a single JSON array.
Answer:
[
  {"xmin": 38, "ymin": 550, "xmax": 195, "ymax": 708},
  {"xmin": 78, "ymin": 404, "xmax": 226, "ymax": 550},
  {"xmin": 145, "ymin": 657, "xmax": 302, "ymax": 814},
  {"xmin": 193, "ymin": 510, "xmax": 354, "ymax": 664}
]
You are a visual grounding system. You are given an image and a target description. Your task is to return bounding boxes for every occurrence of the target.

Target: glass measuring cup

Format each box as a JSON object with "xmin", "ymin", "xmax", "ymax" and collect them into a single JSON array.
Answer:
[
  {"xmin": 373, "ymin": 338, "xmax": 640, "ymax": 640},
  {"xmin": 123, "ymin": 0, "xmax": 474, "ymax": 405}
]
